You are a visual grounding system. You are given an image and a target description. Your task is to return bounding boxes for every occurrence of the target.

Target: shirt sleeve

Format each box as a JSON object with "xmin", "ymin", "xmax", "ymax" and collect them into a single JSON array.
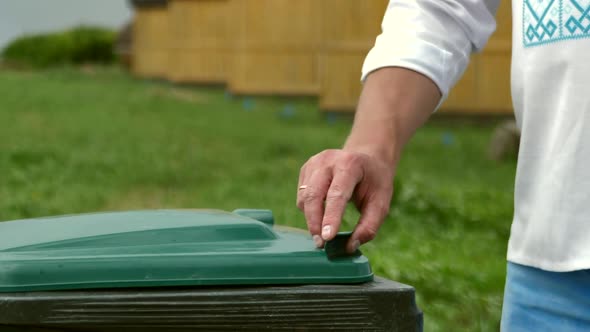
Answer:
[{"xmin": 362, "ymin": 0, "xmax": 500, "ymax": 99}]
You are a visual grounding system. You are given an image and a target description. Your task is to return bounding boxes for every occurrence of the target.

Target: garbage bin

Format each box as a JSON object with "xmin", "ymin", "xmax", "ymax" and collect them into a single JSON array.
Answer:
[{"xmin": 0, "ymin": 209, "xmax": 422, "ymax": 331}]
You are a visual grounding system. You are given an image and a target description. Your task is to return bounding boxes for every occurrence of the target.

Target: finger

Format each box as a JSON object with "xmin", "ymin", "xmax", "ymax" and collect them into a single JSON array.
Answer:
[
  {"xmin": 300, "ymin": 168, "xmax": 332, "ymax": 246},
  {"xmin": 321, "ymin": 168, "xmax": 363, "ymax": 241},
  {"xmin": 347, "ymin": 197, "xmax": 390, "ymax": 253},
  {"xmin": 297, "ymin": 163, "xmax": 307, "ymax": 197}
]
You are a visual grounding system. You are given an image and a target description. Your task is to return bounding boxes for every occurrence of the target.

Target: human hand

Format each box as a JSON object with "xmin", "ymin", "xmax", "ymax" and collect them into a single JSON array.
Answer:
[
  {"xmin": 297, "ymin": 149, "xmax": 394, "ymax": 253},
  {"xmin": 296, "ymin": 67, "xmax": 439, "ymax": 254}
]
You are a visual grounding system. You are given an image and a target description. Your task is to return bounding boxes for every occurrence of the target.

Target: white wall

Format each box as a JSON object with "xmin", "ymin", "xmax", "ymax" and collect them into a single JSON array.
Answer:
[{"xmin": 0, "ymin": 0, "xmax": 133, "ymax": 51}]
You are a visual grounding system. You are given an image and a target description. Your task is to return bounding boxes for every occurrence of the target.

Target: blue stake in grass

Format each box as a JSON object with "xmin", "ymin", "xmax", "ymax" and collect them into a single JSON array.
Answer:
[
  {"xmin": 224, "ymin": 91, "xmax": 233, "ymax": 101},
  {"xmin": 242, "ymin": 98, "xmax": 255, "ymax": 111},
  {"xmin": 442, "ymin": 132, "xmax": 455, "ymax": 146},
  {"xmin": 326, "ymin": 113, "xmax": 338, "ymax": 125},
  {"xmin": 280, "ymin": 104, "xmax": 296, "ymax": 120}
]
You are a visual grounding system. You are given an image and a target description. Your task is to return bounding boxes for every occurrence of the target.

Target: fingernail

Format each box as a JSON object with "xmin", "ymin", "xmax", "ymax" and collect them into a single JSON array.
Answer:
[
  {"xmin": 313, "ymin": 235, "xmax": 323, "ymax": 248},
  {"xmin": 321, "ymin": 225, "xmax": 332, "ymax": 240},
  {"xmin": 350, "ymin": 240, "xmax": 360, "ymax": 253}
]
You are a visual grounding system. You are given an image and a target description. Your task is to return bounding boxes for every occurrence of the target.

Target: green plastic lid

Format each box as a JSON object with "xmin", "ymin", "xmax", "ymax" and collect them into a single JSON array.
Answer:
[{"xmin": 0, "ymin": 209, "xmax": 373, "ymax": 292}]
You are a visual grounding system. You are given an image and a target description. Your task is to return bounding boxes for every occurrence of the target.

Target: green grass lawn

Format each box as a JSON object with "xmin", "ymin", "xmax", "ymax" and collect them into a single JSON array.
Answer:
[{"xmin": 0, "ymin": 67, "xmax": 516, "ymax": 331}]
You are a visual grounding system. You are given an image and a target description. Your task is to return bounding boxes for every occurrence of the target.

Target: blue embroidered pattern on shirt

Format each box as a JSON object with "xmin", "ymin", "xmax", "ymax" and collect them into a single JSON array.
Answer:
[{"xmin": 524, "ymin": 0, "xmax": 590, "ymax": 46}]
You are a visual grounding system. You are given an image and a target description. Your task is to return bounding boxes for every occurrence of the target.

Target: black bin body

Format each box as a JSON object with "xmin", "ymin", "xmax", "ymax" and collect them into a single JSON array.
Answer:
[{"xmin": 0, "ymin": 277, "xmax": 422, "ymax": 331}]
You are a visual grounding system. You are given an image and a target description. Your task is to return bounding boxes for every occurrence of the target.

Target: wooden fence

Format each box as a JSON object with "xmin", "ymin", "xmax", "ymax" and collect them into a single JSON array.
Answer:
[
  {"xmin": 229, "ymin": 0, "xmax": 322, "ymax": 96},
  {"xmin": 131, "ymin": 0, "xmax": 513, "ymax": 114},
  {"xmin": 132, "ymin": 2, "xmax": 170, "ymax": 78},
  {"xmin": 168, "ymin": 0, "xmax": 235, "ymax": 83},
  {"xmin": 319, "ymin": 0, "xmax": 389, "ymax": 111}
]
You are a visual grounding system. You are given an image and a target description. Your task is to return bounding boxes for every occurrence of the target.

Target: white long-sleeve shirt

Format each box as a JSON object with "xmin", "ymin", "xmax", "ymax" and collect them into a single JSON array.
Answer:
[{"xmin": 363, "ymin": 0, "xmax": 590, "ymax": 272}]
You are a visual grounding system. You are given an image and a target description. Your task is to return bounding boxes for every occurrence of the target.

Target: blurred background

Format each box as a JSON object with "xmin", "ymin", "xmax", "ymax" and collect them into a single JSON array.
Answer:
[
  {"xmin": 0, "ymin": 0, "xmax": 517, "ymax": 331},
  {"xmin": 0, "ymin": 1, "xmax": 131, "ymax": 50}
]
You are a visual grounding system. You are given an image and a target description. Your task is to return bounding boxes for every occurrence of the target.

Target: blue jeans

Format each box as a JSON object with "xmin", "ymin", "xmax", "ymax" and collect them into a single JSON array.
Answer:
[{"xmin": 501, "ymin": 262, "xmax": 590, "ymax": 332}]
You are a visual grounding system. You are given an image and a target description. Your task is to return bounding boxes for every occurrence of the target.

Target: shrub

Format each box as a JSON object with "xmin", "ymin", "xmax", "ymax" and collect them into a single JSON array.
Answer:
[{"xmin": 1, "ymin": 26, "xmax": 116, "ymax": 68}]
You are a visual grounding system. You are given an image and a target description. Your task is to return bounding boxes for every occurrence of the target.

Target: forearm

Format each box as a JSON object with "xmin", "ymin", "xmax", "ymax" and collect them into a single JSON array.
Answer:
[{"xmin": 344, "ymin": 67, "xmax": 441, "ymax": 166}]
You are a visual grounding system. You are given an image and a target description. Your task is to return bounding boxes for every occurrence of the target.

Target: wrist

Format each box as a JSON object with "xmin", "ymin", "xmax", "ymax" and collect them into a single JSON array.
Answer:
[
  {"xmin": 341, "ymin": 67, "xmax": 440, "ymax": 168},
  {"xmin": 342, "ymin": 139, "xmax": 401, "ymax": 167}
]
